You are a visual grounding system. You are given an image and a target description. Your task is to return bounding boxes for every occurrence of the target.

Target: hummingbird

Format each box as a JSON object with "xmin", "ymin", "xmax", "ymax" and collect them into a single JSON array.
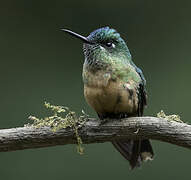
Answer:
[{"xmin": 62, "ymin": 27, "xmax": 154, "ymax": 169}]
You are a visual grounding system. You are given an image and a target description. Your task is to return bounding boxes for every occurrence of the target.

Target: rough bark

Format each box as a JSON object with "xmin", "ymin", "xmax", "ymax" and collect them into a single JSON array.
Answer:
[{"xmin": 0, "ymin": 116, "xmax": 191, "ymax": 152}]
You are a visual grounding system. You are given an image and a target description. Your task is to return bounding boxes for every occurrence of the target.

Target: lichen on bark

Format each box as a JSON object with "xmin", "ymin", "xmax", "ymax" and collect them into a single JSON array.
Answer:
[
  {"xmin": 27, "ymin": 102, "xmax": 88, "ymax": 154},
  {"xmin": 157, "ymin": 110, "xmax": 183, "ymax": 123}
]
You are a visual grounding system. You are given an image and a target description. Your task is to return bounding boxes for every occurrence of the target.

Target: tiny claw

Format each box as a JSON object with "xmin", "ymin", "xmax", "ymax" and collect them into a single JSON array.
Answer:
[
  {"xmin": 99, "ymin": 119, "xmax": 109, "ymax": 125},
  {"xmin": 134, "ymin": 128, "xmax": 140, "ymax": 134}
]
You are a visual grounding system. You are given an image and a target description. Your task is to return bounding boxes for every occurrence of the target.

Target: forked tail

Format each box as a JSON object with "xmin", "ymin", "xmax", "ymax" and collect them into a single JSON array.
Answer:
[{"xmin": 112, "ymin": 139, "xmax": 154, "ymax": 169}]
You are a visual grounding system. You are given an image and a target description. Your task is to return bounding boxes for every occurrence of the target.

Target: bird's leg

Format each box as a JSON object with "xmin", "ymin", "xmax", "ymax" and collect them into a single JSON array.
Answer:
[
  {"xmin": 97, "ymin": 114, "xmax": 110, "ymax": 125},
  {"xmin": 98, "ymin": 113, "xmax": 129, "ymax": 125}
]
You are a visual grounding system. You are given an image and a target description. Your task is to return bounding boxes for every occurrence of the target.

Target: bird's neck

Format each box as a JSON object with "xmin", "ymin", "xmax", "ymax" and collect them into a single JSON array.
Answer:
[
  {"xmin": 82, "ymin": 57, "xmax": 113, "ymax": 88},
  {"xmin": 83, "ymin": 57, "xmax": 110, "ymax": 73}
]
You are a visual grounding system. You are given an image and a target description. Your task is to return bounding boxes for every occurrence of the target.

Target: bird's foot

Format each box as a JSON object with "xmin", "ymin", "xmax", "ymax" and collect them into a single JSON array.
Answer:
[
  {"xmin": 99, "ymin": 118, "xmax": 111, "ymax": 125},
  {"xmin": 98, "ymin": 113, "xmax": 129, "ymax": 125}
]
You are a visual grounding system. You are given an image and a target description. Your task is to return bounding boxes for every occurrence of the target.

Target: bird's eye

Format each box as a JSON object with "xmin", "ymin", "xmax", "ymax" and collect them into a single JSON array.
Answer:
[
  {"xmin": 105, "ymin": 42, "xmax": 115, "ymax": 48},
  {"xmin": 105, "ymin": 42, "xmax": 112, "ymax": 47}
]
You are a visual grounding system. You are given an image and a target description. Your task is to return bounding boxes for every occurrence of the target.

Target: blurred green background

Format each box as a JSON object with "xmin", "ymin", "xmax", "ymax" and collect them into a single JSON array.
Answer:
[{"xmin": 1, "ymin": 0, "xmax": 191, "ymax": 179}]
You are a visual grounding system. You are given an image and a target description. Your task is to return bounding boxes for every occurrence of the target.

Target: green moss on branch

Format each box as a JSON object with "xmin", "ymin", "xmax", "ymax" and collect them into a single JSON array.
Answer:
[
  {"xmin": 27, "ymin": 102, "xmax": 88, "ymax": 154},
  {"xmin": 157, "ymin": 110, "xmax": 183, "ymax": 123}
]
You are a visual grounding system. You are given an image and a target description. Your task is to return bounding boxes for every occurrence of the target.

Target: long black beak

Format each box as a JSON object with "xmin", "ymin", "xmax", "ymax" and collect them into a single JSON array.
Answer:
[{"xmin": 61, "ymin": 29, "xmax": 93, "ymax": 44}]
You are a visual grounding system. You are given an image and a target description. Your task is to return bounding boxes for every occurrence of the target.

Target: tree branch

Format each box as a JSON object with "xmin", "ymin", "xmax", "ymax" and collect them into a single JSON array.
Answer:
[{"xmin": 0, "ymin": 116, "xmax": 191, "ymax": 152}]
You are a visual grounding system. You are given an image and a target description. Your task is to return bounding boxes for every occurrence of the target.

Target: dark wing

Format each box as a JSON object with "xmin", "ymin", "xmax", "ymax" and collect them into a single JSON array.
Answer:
[
  {"xmin": 135, "ymin": 67, "xmax": 154, "ymax": 161},
  {"xmin": 135, "ymin": 67, "xmax": 147, "ymax": 116},
  {"xmin": 112, "ymin": 66, "xmax": 153, "ymax": 169}
]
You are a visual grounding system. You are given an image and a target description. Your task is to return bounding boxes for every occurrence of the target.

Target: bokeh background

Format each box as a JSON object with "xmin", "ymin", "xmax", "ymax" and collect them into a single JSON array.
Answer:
[{"xmin": 1, "ymin": 0, "xmax": 191, "ymax": 179}]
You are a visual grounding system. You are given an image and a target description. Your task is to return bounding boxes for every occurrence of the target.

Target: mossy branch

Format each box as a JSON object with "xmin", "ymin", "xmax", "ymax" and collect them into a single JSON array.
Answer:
[
  {"xmin": 0, "ymin": 116, "xmax": 191, "ymax": 152},
  {"xmin": 0, "ymin": 103, "xmax": 189, "ymax": 152}
]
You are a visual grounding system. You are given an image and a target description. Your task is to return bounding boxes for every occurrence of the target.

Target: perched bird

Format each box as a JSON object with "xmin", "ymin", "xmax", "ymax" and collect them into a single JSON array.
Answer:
[{"xmin": 62, "ymin": 27, "xmax": 154, "ymax": 169}]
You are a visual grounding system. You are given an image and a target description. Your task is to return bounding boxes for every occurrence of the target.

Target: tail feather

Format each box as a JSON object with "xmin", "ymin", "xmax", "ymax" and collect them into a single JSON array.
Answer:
[
  {"xmin": 140, "ymin": 140, "xmax": 154, "ymax": 161},
  {"xmin": 130, "ymin": 140, "xmax": 142, "ymax": 168},
  {"xmin": 112, "ymin": 139, "xmax": 153, "ymax": 169},
  {"xmin": 112, "ymin": 140, "xmax": 133, "ymax": 161}
]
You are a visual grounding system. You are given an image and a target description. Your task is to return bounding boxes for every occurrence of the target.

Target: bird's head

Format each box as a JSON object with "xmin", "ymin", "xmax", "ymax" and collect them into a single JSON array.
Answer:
[{"xmin": 62, "ymin": 27, "xmax": 131, "ymax": 66}]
